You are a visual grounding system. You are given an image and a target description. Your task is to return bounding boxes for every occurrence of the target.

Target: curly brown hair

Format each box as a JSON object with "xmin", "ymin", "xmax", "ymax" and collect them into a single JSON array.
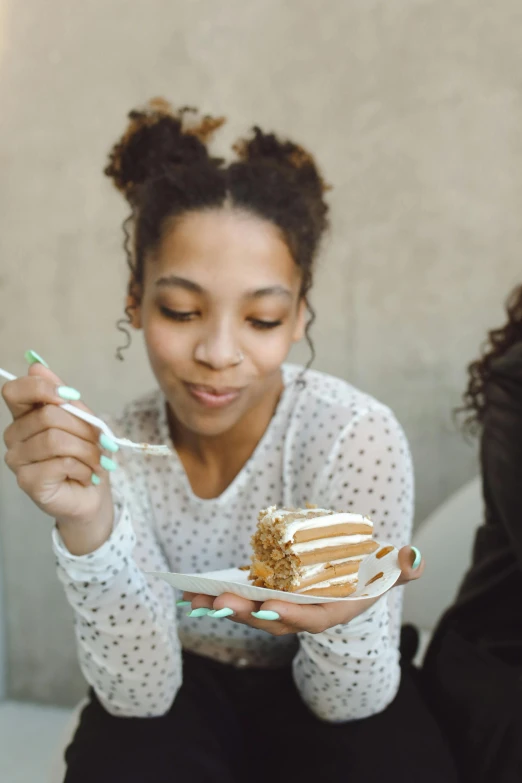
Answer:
[
  {"xmin": 461, "ymin": 283, "xmax": 522, "ymax": 434},
  {"xmin": 104, "ymin": 98, "xmax": 330, "ymax": 362}
]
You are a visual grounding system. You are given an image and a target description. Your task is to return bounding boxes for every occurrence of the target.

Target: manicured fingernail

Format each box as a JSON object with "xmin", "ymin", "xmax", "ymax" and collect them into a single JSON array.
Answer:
[
  {"xmin": 57, "ymin": 386, "xmax": 81, "ymax": 401},
  {"xmin": 176, "ymin": 600, "xmax": 191, "ymax": 607},
  {"xmin": 208, "ymin": 608, "xmax": 235, "ymax": 618},
  {"xmin": 187, "ymin": 608, "xmax": 212, "ymax": 617},
  {"xmin": 411, "ymin": 546, "xmax": 422, "ymax": 569},
  {"xmin": 91, "ymin": 473, "xmax": 101, "ymax": 486},
  {"xmin": 99, "ymin": 433, "xmax": 120, "ymax": 453},
  {"xmin": 100, "ymin": 455, "xmax": 118, "ymax": 472},
  {"xmin": 24, "ymin": 350, "xmax": 49, "ymax": 368},
  {"xmin": 251, "ymin": 610, "xmax": 280, "ymax": 621}
]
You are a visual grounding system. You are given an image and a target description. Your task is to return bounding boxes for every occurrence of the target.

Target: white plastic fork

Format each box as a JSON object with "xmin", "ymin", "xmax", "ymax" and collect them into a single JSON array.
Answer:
[{"xmin": 0, "ymin": 367, "xmax": 171, "ymax": 456}]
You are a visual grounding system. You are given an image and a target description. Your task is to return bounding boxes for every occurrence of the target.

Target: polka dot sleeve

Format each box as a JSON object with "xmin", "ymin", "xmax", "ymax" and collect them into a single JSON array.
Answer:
[
  {"xmin": 292, "ymin": 405, "xmax": 414, "ymax": 721},
  {"xmin": 52, "ymin": 438, "xmax": 183, "ymax": 718}
]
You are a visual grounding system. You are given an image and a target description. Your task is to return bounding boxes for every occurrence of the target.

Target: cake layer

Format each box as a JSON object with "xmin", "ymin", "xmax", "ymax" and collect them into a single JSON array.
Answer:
[
  {"xmin": 296, "ymin": 540, "xmax": 378, "ymax": 566},
  {"xmin": 292, "ymin": 533, "xmax": 372, "ymax": 554},
  {"xmin": 291, "ymin": 557, "xmax": 363, "ymax": 591},
  {"xmin": 298, "ymin": 579, "xmax": 358, "ymax": 597}
]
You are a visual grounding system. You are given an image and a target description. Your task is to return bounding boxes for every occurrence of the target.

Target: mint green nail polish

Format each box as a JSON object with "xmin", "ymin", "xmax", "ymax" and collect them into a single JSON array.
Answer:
[
  {"xmin": 411, "ymin": 546, "xmax": 422, "ymax": 570},
  {"xmin": 176, "ymin": 600, "xmax": 191, "ymax": 607},
  {"xmin": 99, "ymin": 433, "xmax": 120, "ymax": 453},
  {"xmin": 187, "ymin": 608, "xmax": 212, "ymax": 617},
  {"xmin": 209, "ymin": 608, "xmax": 235, "ymax": 618},
  {"xmin": 57, "ymin": 386, "xmax": 81, "ymax": 401},
  {"xmin": 24, "ymin": 350, "xmax": 49, "ymax": 368},
  {"xmin": 91, "ymin": 474, "xmax": 101, "ymax": 486},
  {"xmin": 100, "ymin": 455, "xmax": 118, "ymax": 472},
  {"xmin": 252, "ymin": 610, "xmax": 280, "ymax": 621}
]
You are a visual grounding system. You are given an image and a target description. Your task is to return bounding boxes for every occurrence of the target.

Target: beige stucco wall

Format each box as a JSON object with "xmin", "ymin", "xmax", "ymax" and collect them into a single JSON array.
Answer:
[{"xmin": 1, "ymin": 0, "xmax": 521, "ymax": 704}]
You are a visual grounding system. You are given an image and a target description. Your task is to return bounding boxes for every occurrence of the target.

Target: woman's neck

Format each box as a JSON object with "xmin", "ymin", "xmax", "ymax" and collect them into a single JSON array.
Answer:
[{"xmin": 167, "ymin": 372, "xmax": 284, "ymax": 498}]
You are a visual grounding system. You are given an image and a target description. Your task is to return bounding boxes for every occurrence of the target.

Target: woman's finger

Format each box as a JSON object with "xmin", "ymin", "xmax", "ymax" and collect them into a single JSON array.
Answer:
[
  {"xmin": 184, "ymin": 593, "xmax": 260, "ymax": 621},
  {"xmin": 4, "ymin": 402, "xmax": 98, "ymax": 449},
  {"xmin": 212, "ymin": 593, "xmax": 259, "ymax": 617},
  {"xmin": 15, "ymin": 456, "xmax": 98, "ymax": 497},
  {"xmin": 25, "ymin": 363, "xmax": 103, "ymax": 435},
  {"xmin": 185, "ymin": 593, "xmax": 216, "ymax": 616},
  {"xmin": 1, "ymin": 374, "xmax": 69, "ymax": 420},
  {"xmin": 2, "ymin": 362, "xmax": 85, "ymax": 419},
  {"xmin": 7, "ymin": 428, "xmax": 102, "ymax": 474},
  {"xmin": 395, "ymin": 545, "xmax": 425, "ymax": 585}
]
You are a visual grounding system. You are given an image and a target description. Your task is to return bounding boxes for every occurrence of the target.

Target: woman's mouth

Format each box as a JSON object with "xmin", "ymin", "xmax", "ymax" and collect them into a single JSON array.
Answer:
[{"xmin": 184, "ymin": 383, "xmax": 243, "ymax": 409}]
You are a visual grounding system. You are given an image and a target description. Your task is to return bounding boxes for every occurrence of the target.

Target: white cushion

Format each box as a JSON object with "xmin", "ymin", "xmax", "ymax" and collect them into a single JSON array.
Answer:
[{"xmin": 403, "ymin": 476, "xmax": 482, "ymax": 632}]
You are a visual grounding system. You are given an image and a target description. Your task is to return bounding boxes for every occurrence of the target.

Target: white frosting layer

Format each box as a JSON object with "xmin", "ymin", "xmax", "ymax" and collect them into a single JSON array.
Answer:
[
  {"xmin": 300, "ymin": 555, "xmax": 364, "ymax": 578},
  {"xmin": 292, "ymin": 534, "xmax": 371, "ymax": 554},
  {"xmin": 260, "ymin": 507, "xmax": 373, "ymax": 545}
]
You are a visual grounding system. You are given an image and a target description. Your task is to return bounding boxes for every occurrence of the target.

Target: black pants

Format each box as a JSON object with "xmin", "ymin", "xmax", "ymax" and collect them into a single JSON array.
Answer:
[{"xmin": 64, "ymin": 651, "xmax": 459, "ymax": 783}]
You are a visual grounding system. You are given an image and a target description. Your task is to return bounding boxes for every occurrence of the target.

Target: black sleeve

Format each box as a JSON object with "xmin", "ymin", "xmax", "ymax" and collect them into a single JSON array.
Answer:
[{"xmin": 480, "ymin": 358, "xmax": 522, "ymax": 567}]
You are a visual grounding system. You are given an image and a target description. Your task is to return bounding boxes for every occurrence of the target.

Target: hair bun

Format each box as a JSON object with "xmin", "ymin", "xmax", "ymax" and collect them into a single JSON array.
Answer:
[
  {"xmin": 105, "ymin": 98, "xmax": 225, "ymax": 202},
  {"xmin": 233, "ymin": 126, "xmax": 330, "ymax": 195}
]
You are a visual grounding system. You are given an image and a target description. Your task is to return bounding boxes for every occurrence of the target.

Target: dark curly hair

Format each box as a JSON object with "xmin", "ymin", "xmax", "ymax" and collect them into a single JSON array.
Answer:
[
  {"xmin": 460, "ymin": 283, "xmax": 522, "ymax": 434},
  {"xmin": 104, "ymin": 98, "xmax": 330, "ymax": 363}
]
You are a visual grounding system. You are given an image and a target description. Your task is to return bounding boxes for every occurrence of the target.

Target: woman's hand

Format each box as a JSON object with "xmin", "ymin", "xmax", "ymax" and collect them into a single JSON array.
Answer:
[
  {"xmin": 2, "ymin": 360, "xmax": 116, "ymax": 554},
  {"xmin": 182, "ymin": 545, "xmax": 424, "ymax": 635}
]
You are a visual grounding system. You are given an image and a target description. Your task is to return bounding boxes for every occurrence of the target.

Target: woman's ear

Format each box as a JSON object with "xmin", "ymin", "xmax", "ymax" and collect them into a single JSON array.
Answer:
[
  {"xmin": 126, "ymin": 280, "xmax": 142, "ymax": 329},
  {"xmin": 292, "ymin": 298, "xmax": 307, "ymax": 343}
]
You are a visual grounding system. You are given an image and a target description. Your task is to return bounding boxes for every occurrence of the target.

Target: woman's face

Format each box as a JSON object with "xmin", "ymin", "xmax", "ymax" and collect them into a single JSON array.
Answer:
[{"xmin": 133, "ymin": 208, "xmax": 305, "ymax": 437}]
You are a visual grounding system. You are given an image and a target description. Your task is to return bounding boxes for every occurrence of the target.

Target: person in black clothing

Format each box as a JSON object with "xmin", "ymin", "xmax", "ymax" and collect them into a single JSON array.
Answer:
[{"xmin": 423, "ymin": 283, "xmax": 522, "ymax": 783}]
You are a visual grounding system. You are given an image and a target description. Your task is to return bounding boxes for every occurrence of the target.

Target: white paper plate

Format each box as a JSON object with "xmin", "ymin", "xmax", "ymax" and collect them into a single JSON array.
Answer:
[{"xmin": 147, "ymin": 541, "xmax": 400, "ymax": 604}]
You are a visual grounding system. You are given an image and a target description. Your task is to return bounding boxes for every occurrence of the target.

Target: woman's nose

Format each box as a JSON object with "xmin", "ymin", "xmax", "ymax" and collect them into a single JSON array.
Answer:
[{"xmin": 194, "ymin": 324, "xmax": 242, "ymax": 370}]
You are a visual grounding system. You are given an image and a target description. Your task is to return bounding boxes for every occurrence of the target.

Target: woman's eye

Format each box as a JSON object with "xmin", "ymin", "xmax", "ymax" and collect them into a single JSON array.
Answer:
[
  {"xmin": 160, "ymin": 306, "xmax": 197, "ymax": 322},
  {"xmin": 249, "ymin": 318, "xmax": 283, "ymax": 330}
]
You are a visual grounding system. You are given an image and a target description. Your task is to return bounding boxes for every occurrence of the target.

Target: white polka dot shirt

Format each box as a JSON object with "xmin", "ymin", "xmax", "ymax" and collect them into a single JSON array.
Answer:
[{"xmin": 53, "ymin": 365, "xmax": 414, "ymax": 722}]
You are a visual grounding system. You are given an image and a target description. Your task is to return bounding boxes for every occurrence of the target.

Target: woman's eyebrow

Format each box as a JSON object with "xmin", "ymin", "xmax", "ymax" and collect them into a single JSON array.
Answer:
[
  {"xmin": 155, "ymin": 277, "xmax": 292, "ymax": 300},
  {"xmin": 155, "ymin": 275, "xmax": 202, "ymax": 293},
  {"xmin": 244, "ymin": 285, "xmax": 292, "ymax": 300}
]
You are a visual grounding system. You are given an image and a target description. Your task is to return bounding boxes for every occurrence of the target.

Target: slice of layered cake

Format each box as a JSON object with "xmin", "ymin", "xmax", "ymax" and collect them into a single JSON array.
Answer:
[{"xmin": 249, "ymin": 506, "xmax": 379, "ymax": 597}]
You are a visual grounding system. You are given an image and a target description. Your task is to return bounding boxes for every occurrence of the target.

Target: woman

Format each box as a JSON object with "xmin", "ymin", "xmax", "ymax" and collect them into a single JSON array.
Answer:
[
  {"xmin": 423, "ymin": 284, "xmax": 522, "ymax": 782},
  {"xmin": 2, "ymin": 99, "xmax": 457, "ymax": 782}
]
